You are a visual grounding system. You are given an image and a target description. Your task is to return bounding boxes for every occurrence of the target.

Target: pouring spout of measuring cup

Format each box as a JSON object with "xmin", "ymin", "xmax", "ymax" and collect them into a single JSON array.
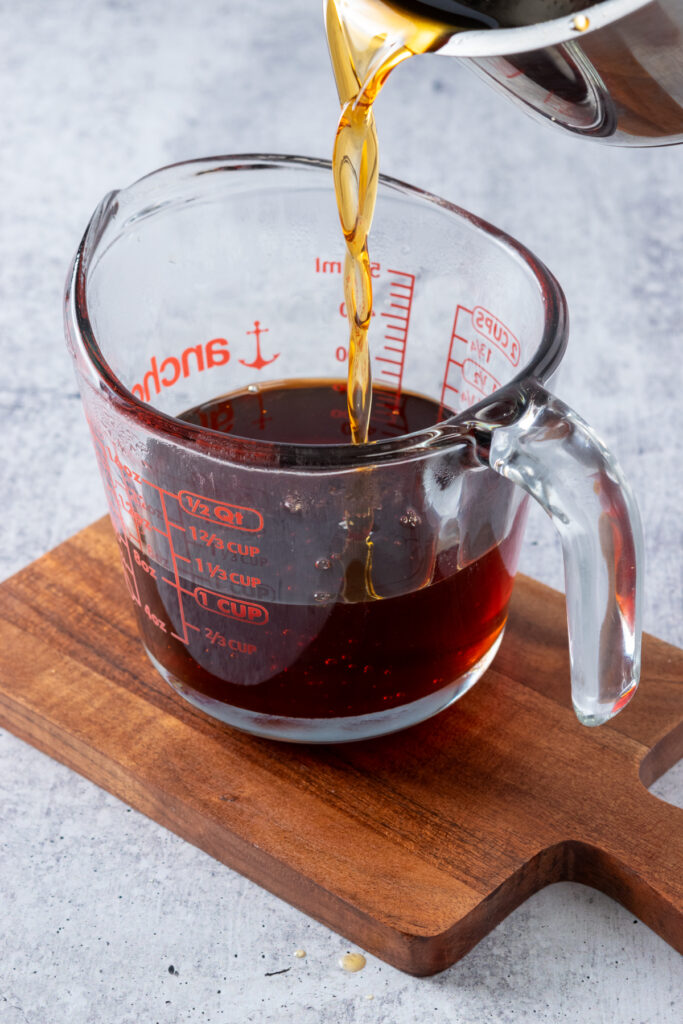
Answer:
[{"xmin": 466, "ymin": 379, "xmax": 643, "ymax": 726}]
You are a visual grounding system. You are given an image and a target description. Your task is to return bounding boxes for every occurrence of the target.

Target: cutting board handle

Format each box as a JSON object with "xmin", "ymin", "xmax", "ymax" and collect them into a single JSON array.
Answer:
[{"xmin": 576, "ymin": 783, "xmax": 683, "ymax": 953}]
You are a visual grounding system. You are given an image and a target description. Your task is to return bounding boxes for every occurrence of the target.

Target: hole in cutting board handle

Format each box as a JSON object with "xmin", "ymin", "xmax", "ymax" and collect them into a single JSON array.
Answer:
[{"xmin": 647, "ymin": 758, "xmax": 683, "ymax": 811}]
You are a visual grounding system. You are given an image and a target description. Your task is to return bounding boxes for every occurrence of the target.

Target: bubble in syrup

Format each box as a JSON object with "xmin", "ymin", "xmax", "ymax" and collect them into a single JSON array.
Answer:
[
  {"xmin": 283, "ymin": 494, "xmax": 305, "ymax": 514},
  {"xmin": 399, "ymin": 508, "xmax": 421, "ymax": 528},
  {"xmin": 315, "ymin": 557, "xmax": 332, "ymax": 571},
  {"xmin": 339, "ymin": 952, "xmax": 366, "ymax": 972},
  {"xmin": 314, "ymin": 592, "xmax": 334, "ymax": 604},
  {"xmin": 572, "ymin": 13, "xmax": 590, "ymax": 31}
]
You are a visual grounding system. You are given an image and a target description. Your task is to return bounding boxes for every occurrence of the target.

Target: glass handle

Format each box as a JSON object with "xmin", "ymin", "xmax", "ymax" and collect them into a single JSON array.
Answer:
[{"xmin": 473, "ymin": 380, "xmax": 643, "ymax": 726}]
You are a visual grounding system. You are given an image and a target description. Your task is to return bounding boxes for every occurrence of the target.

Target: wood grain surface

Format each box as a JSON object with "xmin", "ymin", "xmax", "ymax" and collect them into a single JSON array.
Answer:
[{"xmin": 0, "ymin": 517, "xmax": 680, "ymax": 976}]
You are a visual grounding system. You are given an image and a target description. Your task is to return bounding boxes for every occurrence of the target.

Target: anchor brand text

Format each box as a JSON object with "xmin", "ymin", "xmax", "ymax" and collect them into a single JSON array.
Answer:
[{"xmin": 131, "ymin": 339, "xmax": 230, "ymax": 403}]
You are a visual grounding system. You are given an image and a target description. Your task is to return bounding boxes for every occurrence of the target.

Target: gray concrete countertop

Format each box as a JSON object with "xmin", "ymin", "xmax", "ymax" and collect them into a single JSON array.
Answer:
[{"xmin": 1, "ymin": 1, "xmax": 681, "ymax": 1021}]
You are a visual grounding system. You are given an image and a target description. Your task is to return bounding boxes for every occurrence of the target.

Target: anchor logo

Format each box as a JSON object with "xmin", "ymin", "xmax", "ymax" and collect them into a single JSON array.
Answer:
[{"xmin": 239, "ymin": 320, "xmax": 280, "ymax": 370}]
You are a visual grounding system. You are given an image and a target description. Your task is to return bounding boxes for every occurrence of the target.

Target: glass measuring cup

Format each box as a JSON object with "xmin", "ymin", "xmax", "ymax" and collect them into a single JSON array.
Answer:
[{"xmin": 65, "ymin": 155, "xmax": 642, "ymax": 743}]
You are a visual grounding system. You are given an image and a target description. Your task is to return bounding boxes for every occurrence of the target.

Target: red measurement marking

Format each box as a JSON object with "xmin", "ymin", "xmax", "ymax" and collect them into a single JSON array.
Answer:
[
  {"xmin": 178, "ymin": 491, "xmax": 263, "ymax": 532},
  {"xmin": 117, "ymin": 470, "xmax": 145, "ymax": 551},
  {"xmin": 117, "ymin": 551, "xmax": 141, "ymax": 605},
  {"xmin": 371, "ymin": 391, "xmax": 409, "ymax": 438},
  {"xmin": 375, "ymin": 356, "xmax": 402, "ymax": 369},
  {"xmin": 204, "ymin": 627, "xmax": 227, "ymax": 647},
  {"xmin": 193, "ymin": 556, "xmax": 262, "ymax": 588},
  {"xmin": 314, "ymin": 257, "xmax": 343, "ymax": 274},
  {"xmin": 116, "ymin": 495, "xmax": 167, "ymax": 539},
  {"xmin": 90, "ymin": 429, "xmax": 142, "ymax": 607},
  {"xmin": 194, "ymin": 588, "xmax": 269, "ymax": 625},
  {"xmin": 228, "ymin": 639, "xmax": 257, "ymax": 655},
  {"xmin": 438, "ymin": 304, "xmax": 471, "ymax": 417},
  {"xmin": 159, "ymin": 489, "xmax": 191, "ymax": 646},
  {"xmin": 133, "ymin": 546, "xmax": 157, "ymax": 580},
  {"xmin": 472, "ymin": 306, "xmax": 520, "ymax": 366},
  {"xmin": 187, "ymin": 526, "xmax": 261, "ymax": 556},
  {"xmin": 92, "ymin": 433, "xmax": 272, "ymax": 645},
  {"xmin": 315, "ymin": 256, "xmax": 380, "ymax": 278},
  {"xmin": 146, "ymin": 521, "xmax": 169, "ymax": 538},
  {"xmin": 239, "ymin": 320, "xmax": 279, "ymax": 370},
  {"xmin": 377, "ymin": 268, "xmax": 414, "ymax": 404},
  {"xmin": 462, "ymin": 358, "xmax": 499, "ymax": 398},
  {"xmin": 143, "ymin": 603, "xmax": 167, "ymax": 633},
  {"xmin": 162, "ymin": 576, "xmax": 195, "ymax": 599}
]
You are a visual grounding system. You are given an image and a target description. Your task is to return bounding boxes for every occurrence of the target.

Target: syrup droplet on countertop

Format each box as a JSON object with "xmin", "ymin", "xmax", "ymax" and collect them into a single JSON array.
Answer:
[
  {"xmin": 339, "ymin": 951, "xmax": 366, "ymax": 972},
  {"xmin": 294, "ymin": 949, "xmax": 306, "ymax": 959}
]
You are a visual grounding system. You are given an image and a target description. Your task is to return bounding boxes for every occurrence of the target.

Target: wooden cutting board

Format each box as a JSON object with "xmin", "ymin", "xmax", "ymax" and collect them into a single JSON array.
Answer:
[{"xmin": 0, "ymin": 517, "xmax": 681, "ymax": 976}]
